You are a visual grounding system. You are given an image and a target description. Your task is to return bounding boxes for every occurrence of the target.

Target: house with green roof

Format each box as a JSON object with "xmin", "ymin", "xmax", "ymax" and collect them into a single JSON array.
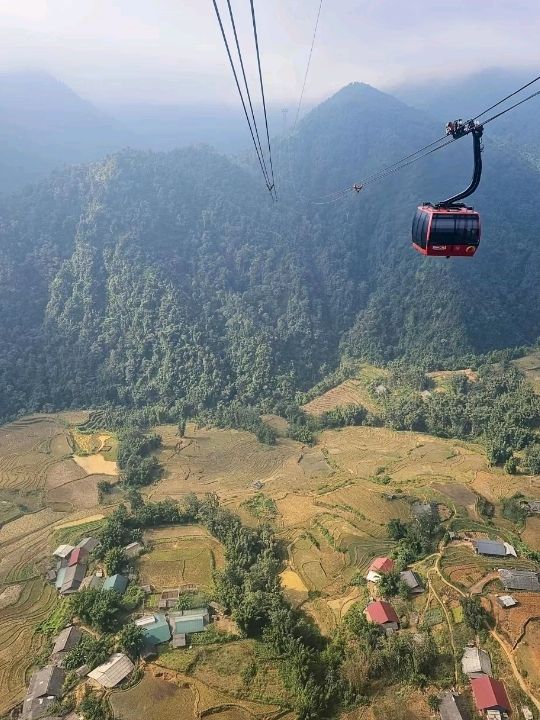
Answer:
[
  {"xmin": 169, "ymin": 613, "xmax": 206, "ymax": 635},
  {"xmin": 102, "ymin": 574, "xmax": 128, "ymax": 594},
  {"xmin": 134, "ymin": 614, "xmax": 171, "ymax": 645}
]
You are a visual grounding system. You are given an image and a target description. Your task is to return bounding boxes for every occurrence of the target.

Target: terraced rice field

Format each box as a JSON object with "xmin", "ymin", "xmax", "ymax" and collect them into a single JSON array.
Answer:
[
  {"xmin": 138, "ymin": 534, "xmax": 225, "ymax": 591},
  {"xmin": 111, "ymin": 674, "xmax": 196, "ymax": 720},
  {"xmin": 0, "ymin": 578, "xmax": 57, "ymax": 715}
]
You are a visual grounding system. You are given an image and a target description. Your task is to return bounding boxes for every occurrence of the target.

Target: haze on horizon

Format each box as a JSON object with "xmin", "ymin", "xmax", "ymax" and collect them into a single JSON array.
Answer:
[{"xmin": 0, "ymin": 0, "xmax": 539, "ymax": 109}]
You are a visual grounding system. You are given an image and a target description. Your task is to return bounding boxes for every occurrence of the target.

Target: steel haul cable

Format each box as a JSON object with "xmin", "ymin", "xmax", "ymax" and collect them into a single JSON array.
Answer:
[
  {"xmin": 250, "ymin": 0, "xmax": 277, "ymax": 199},
  {"xmin": 211, "ymin": 0, "xmax": 274, "ymax": 197}
]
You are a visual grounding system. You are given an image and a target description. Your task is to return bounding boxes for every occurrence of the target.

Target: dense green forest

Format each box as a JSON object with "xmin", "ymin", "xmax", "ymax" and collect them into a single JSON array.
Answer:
[{"xmin": 1, "ymin": 82, "xmax": 540, "ymax": 423}]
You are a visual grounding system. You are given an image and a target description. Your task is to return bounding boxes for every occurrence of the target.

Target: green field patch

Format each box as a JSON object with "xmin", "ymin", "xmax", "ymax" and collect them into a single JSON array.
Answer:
[
  {"xmin": 53, "ymin": 519, "xmax": 105, "ymax": 547},
  {"xmin": 451, "ymin": 605, "xmax": 464, "ymax": 623},
  {"xmin": 138, "ymin": 538, "xmax": 218, "ymax": 591},
  {"xmin": 242, "ymin": 493, "xmax": 277, "ymax": 520},
  {"xmin": 422, "ymin": 607, "xmax": 444, "ymax": 627}
]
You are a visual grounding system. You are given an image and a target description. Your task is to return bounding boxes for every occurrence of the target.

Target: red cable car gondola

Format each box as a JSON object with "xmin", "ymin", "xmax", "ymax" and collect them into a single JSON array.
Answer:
[{"xmin": 412, "ymin": 121, "xmax": 483, "ymax": 258}]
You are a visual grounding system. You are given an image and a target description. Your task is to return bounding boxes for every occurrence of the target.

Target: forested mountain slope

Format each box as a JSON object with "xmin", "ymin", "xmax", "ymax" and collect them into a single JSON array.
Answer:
[{"xmin": 1, "ymin": 82, "xmax": 539, "ymax": 422}]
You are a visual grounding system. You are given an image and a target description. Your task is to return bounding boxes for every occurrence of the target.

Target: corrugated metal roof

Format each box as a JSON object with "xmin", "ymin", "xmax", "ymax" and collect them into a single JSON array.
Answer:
[
  {"xmin": 400, "ymin": 570, "xmax": 422, "ymax": 590},
  {"xmin": 68, "ymin": 548, "xmax": 87, "ymax": 567},
  {"xmin": 461, "ymin": 647, "xmax": 492, "ymax": 677},
  {"xmin": 52, "ymin": 626, "xmax": 82, "ymax": 654},
  {"xmin": 369, "ymin": 557, "xmax": 394, "ymax": 573},
  {"xmin": 75, "ymin": 537, "xmax": 100, "ymax": 552},
  {"xmin": 439, "ymin": 691, "xmax": 468, "ymax": 720},
  {"xmin": 474, "ymin": 540, "xmax": 506, "ymax": 556},
  {"xmin": 60, "ymin": 564, "xmax": 86, "ymax": 594},
  {"xmin": 171, "ymin": 615, "xmax": 205, "ymax": 634},
  {"xmin": 102, "ymin": 574, "xmax": 128, "ymax": 594},
  {"xmin": 498, "ymin": 569, "xmax": 540, "ymax": 592},
  {"xmin": 471, "ymin": 677, "xmax": 510, "ymax": 712},
  {"xmin": 55, "ymin": 567, "xmax": 67, "ymax": 590},
  {"xmin": 53, "ymin": 544, "xmax": 74, "ymax": 559},
  {"xmin": 364, "ymin": 601, "xmax": 399, "ymax": 626},
  {"xmin": 26, "ymin": 665, "xmax": 65, "ymax": 699},
  {"xmin": 88, "ymin": 653, "xmax": 134, "ymax": 688}
]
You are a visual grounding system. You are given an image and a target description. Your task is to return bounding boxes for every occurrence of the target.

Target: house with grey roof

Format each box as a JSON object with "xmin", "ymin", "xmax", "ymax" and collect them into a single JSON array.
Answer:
[
  {"xmin": 498, "ymin": 569, "xmax": 540, "ymax": 592},
  {"xmin": 525, "ymin": 501, "xmax": 540, "ymax": 514},
  {"xmin": 88, "ymin": 653, "xmax": 134, "ymax": 688},
  {"xmin": 59, "ymin": 564, "xmax": 86, "ymax": 595},
  {"xmin": 52, "ymin": 626, "xmax": 82, "ymax": 662},
  {"xmin": 400, "ymin": 570, "xmax": 424, "ymax": 594},
  {"xmin": 75, "ymin": 537, "xmax": 100, "ymax": 553},
  {"xmin": 439, "ymin": 691, "xmax": 470, "ymax": 720},
  {"xmin": 22, "ymin": 666, "xmax": 65, "ymax": 720},
  {"xmin": 123, "ymin": 541, "xmax": 144, "ymax": 559},
  {"xmin": 473, "ymin": 540, "xmax": 516, "ymax": 557},
  {"xmin": 79, "ymin": 574, "xmax": 104, "ymax": 591},
  {"xmin": 461, "ymin": 646, "xmax": 492, "ymax": 678}
]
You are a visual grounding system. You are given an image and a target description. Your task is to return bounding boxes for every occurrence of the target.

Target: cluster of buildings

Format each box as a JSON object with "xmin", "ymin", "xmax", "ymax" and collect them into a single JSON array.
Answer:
[
  {"xmin": 363, "ymin": 555, "xmax": 424, "ymax": 633},
  {"xmin": 48, "ymin": 538, "xmax": 144, "ymax": 597},
  {"xmin": 135, "ymin": 605, "xmax": 211, "ymax": 656},
  {"xmin": 439, "ymin": 647, "xmax": 513, "ymax": 720}
]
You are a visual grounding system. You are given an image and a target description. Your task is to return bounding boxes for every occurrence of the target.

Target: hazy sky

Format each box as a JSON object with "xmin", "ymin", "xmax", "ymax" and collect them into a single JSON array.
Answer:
[{"xmin": 1, "ymin": 0, "xmax": 539, "ymax": 106}]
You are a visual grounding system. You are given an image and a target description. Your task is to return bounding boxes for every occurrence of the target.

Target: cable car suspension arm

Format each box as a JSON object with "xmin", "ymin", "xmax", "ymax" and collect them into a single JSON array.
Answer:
[{"xmin": 437, "ymin": 121, "xmax": 483, "ymax": 207}]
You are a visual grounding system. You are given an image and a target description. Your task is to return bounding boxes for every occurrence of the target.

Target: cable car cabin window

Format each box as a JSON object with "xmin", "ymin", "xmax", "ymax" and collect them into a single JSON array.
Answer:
[
  {"xmin": 455, "ymin": 215, "xmax": 480, "ymax": 244},
  {"xmin": 412, "ymin": 210, "xmax": 426, "ymax": 248},
  {"xmin": 420, "ymin": 211, "xmax": 429, "ymax": 248},
  {"xmin": 429, "ymin": 213, "xmax": 479, "ymax": 246}
]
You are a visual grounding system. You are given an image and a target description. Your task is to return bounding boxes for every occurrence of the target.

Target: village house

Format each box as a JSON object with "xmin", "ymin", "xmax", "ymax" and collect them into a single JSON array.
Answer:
[
  {"xmin": 135, "ymin": 614, "xmax": 171, "ymax": 646},
  {"xmin": 52, "ymin": 544, "xmax": 74, "ymax": 560},
  {"xmin": 496, "ymin": 595, "xmax": 517, "ymax": 609},
  {"xmin": 102, "ymin": 574, "xmax": 128, "ymax": 594},
  {"xmin": 75, "ymin": 537, "xmax": 100, "ymax": 553},
  {"xmin": 169, "ymin": 607, "xmax": 209, "ymax": 644},
  {"xmin": 22, "ymin": 665, "xmax": 65, "ymax": 720},
  {"xmin": 67, "ymin": 547, "xmax": 88, "ymax": 567},
  {"xmin": 400, "ymin": 569, "xmax": 424, "ymax": 594},
  {"xmin": 498, "ymin": 568, "xmax": 540, "ymax": 592},
  {"xmin": 52, "ymin": 625, "xmax": 82, "ymax": 663},
  {"xmin": 473, "ymin": 540, "xmax": 516, "ymax": 558},
  {"xmin": 123, "ymin": 541, "xmax": 144, "ymax": 559},
  {"xmin": 364, "ymin": 600, "xmax": 399, "ymax": 632},
  {"xmin": 59, "ymin": 564, "xmax": 86, "ymax": 595},
  {"xmin": 524, "ymin": 500, "xmax": 540, "ymax": 514},
  {"xmin": 439, "ymin": 691, "xmax": 470, "ymax": 720},
  {"xmin": 88, "ymin": 653, "xmax": 134, "ymax": 688},
  {"xmin": 470, "ymin": 677, "xmax": 511, "ymax": 719},
  {"xmin": 461, "ymin": 646, "xmax": 492, "ymax": 678},
  {"xmin": 366, "ymin": 556, "xmax": 394, "ymax": 583}
]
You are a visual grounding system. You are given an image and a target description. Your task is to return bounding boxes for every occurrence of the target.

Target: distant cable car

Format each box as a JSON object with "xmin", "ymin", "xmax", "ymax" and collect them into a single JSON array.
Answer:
[{"xmin": 412, "ymin": 121, "xmax": 483, "ymax": 258}]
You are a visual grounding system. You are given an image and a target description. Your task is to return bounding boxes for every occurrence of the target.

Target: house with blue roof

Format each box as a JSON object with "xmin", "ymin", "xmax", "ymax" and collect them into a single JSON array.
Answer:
[{"xmin": 102, "ymin": 574, "xmax": 128, "ymax": 594}]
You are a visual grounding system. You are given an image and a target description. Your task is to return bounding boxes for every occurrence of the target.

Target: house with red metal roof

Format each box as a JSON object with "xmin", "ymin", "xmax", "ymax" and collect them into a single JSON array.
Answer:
[
  {"xmin": 366, "ymin": 556, "xmax": 395, "ymax": 583},
  {"xmin": 364, "ymin": 600, "xmax": 399, "ymax": 632},
  {"xmin": 471, "ymin": 676, "xmax": 511, "ymax": 717},
  {"xmin": 68, "ymin": 547, "xmax": 88, "ymax": 567}
]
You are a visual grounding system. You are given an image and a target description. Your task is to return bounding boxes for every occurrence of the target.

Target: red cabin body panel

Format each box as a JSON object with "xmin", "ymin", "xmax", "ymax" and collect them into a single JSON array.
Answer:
[{"xmin": 412, "ymin": 205, "xmax": 481, "ymax": 258}]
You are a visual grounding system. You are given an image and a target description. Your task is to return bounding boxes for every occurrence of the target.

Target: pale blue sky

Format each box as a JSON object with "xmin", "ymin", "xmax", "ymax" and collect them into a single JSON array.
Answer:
[{"xmin": 0, "ymin": 0, "xmax": 538, "ymax": 104}]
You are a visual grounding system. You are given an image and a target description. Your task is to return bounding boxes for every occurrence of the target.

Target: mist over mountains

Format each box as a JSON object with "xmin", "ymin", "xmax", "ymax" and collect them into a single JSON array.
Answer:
[{"xmin": 0, "ymin": 72, "xmax": 539, "ymax": 422}]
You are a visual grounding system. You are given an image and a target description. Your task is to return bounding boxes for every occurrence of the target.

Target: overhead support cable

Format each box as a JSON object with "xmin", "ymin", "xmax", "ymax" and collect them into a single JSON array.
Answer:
[
  {"xmin": 294, "ymin": 0, "xmax": 324, "ymax": 130},
  {"xmin": 249, "ymin": 0, "xmax": 277, "ymax": 198},
  {"xmin": 211, "ymin": 0, "xmax": 275, "ymax": 198}
]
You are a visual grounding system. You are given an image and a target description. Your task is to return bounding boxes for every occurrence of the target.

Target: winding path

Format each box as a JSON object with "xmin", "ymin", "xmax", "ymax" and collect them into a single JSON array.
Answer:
[{"xmin": 429, "ymin": 546, "xmax": 540, "ymax": 712}]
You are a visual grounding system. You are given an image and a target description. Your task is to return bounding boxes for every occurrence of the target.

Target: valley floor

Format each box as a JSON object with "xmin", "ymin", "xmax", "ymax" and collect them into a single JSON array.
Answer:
[{"xmin": 1, "ymin": 411, "xmax": 539, "ymax": 718}]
